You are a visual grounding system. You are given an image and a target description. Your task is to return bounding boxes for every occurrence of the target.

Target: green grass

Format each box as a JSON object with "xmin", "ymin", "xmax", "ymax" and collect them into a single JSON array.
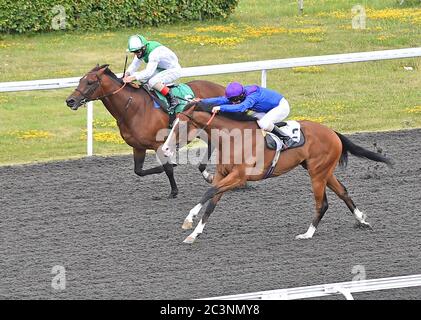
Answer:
[{"xmin": 0, "ymin": 0, "xmax": 420, "ymax": 165}]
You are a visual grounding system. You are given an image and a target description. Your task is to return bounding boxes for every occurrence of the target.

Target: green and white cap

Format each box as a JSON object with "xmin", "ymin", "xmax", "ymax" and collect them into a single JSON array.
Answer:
[{"xmin": 127, "ymin": 35, "xmax": 147, "ymax": 52}]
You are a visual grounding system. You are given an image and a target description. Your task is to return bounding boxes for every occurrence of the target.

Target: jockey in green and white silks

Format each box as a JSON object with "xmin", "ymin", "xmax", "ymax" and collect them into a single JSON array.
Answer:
[{"xmin": 123, "ymin": 34, "xmax": 182, "ymax": 110}]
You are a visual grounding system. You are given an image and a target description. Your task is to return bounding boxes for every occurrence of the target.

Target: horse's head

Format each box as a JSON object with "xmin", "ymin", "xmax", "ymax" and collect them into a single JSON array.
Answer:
[{"xmin": 66, "ymin": 64, "xmax": 111, "ymax": 110}]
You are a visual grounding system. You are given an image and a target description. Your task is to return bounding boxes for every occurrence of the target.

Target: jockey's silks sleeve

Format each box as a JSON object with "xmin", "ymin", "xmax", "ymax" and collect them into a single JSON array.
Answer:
[
  {"xmin": 200, "ymin": 96, "xmax": 229, "ymax": 106},
  {"xmin": 219, "ymin": 95, "xmax": 257, "ymax": 113},
  {"xmin": 126, "ymin": 56, "xmax": 142, "ymax": 76},
  {"xmin": 134, "ymin": 61, "xmax": 159, "ymax": 82}
]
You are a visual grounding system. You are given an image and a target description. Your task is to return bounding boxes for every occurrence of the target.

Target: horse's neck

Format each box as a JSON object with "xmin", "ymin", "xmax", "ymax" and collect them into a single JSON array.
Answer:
[{"xmin": 100, "ymin": 79, "xmax": 153, "ymax": 124}]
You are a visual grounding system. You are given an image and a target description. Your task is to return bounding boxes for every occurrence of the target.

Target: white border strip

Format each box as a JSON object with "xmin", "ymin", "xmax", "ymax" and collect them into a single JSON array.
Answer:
[{"xmin": 199, "ymin": 274, "xmax": 421, "ymax": 300}]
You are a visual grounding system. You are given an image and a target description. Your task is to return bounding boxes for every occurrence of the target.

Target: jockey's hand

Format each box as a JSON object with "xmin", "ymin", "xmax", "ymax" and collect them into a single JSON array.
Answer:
[
  {"xmin": 123, "ymin": 75, "xmax": 136, "ymax": 83},
  {"xmin": 192, "ymin": 98, "xmax": 202, "ymax": 103},
  {"xmin": 212, "ymin": 106, "xmax": 221, "ymax": 113}
]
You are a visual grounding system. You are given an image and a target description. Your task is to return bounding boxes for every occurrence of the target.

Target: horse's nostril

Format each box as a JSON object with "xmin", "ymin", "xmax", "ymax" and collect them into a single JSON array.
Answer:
[{"xmin": 66, "ymin": 98, "xmax": 75, "ymax": 107}]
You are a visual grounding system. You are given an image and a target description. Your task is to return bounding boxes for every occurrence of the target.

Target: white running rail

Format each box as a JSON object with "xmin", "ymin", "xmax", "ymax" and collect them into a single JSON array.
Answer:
[
  {"xmin": 1, "ymin": 48, "xmax": 420, "ymax": 92},
  {"xmin": 199, "ymin": 274, "xmax": 421, "ymax": 300},
  {"xmin": 1, "ymin": 47, "xmax": 420, "ymax": 156}
]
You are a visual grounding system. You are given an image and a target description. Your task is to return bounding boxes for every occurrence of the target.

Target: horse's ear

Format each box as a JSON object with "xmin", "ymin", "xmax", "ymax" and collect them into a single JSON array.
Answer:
[{"xmin": 97, "ymin": 64, "xmax": 110, "ymax": 75}]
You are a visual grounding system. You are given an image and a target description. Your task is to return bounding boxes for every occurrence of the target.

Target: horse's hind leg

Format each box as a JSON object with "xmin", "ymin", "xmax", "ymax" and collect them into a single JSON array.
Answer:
[
  {"xmin": 296, "ymin": 177, "xmax": 329, "ymax": 240},
  {"xmin": 327, "ymin": 175, "xmax": 372, "ymax": 229}
]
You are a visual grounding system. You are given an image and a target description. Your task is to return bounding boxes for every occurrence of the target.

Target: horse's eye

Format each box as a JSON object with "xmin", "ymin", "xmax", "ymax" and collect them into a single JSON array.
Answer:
[{"xmin": 87, "ymin": 80, "xmax": 94, "ymax": 85}]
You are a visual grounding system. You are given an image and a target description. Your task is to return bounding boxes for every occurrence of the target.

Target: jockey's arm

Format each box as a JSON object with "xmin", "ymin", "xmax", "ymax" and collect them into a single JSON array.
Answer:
[
  {"xmin": 126, "ymin": 56, "xmax": 142, "ymax": 76},
  {"xmin": 200, "ymin": 96, "xmax": 229, "ymax": 106},
  {"xmin": 133, "ymin": 60, "xmax": 159, "ymax": 83},
  {"xmin": 219, "ymin": 96, "xmax": 256, "ymax": 113}
]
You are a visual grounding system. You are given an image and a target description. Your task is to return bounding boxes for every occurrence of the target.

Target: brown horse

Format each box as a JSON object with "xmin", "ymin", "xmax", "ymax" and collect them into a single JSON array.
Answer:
[
  {"xmin": 65, "ymin": 64, "xmax": 224, "ymax": 198},
  {"xmin": 162, "ymin": 103, "xmax": 393, "ymax": 243}
]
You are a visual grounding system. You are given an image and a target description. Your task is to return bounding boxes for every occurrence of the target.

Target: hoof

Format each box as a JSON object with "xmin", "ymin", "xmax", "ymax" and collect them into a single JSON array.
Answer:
[
  {"xmin": 183, "ymin": 236, "xmax": 196, "ymax": 244},
  {"xmin": 182, "ymin": 220, "xmax": 193, "ymax": 230},
  {"xmin": 204, "ymin": 174, "xmax": 214, "ymax": 184},
  {"xmin": 168, "ymin": 190, "xmax": 178, "ymax": 199},
  {"xmin": 295, "ymin": 234, "xmax": 312, "ymax": 240},
  {"xmin": 355, "ymin": 221, "xmax": 373, "ymax": 230}
]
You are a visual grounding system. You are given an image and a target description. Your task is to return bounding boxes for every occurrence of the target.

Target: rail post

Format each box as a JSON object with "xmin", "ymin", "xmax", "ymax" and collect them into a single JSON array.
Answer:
[{"xmin": 87, "ymin": 101, "xmax": 93, "ymax": 156}]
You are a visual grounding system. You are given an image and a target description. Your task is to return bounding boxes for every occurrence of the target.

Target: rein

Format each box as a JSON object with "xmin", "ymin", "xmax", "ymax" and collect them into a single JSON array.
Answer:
[{"xmin": 178, "ymin": 109, "xmax": 217, "ymax": 137}]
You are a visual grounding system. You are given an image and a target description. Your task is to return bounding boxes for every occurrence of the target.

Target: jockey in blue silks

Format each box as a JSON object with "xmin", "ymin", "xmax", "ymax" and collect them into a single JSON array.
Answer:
[{"xmin": 197, "ymin": 82, "xmax": 291, "ymax": 142}]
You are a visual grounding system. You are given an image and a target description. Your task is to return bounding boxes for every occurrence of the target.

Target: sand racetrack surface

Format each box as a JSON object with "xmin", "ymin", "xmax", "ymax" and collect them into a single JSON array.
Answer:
[{"xmin": 1, "ymin": 129, "xmax": 420, "ymax": 300}]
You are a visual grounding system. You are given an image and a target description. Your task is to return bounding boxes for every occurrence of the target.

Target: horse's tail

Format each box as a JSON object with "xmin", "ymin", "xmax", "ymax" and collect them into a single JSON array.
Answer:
[{"xmin": 335, "ymin": 132, "xmax": 394, "ymax": 168}]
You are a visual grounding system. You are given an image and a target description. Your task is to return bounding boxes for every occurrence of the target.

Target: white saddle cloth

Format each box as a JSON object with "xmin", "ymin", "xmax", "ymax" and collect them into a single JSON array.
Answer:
[{"xmin": 279, "ymin": 120, "xmax": 301, "ymax": 143}]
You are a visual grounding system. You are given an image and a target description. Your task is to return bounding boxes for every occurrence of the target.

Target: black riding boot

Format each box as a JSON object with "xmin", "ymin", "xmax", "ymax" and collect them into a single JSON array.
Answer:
[
  {"xmin": 270, "ymin": 125, "xmax": 292, "ymax": 147},
  {"xmin": 166, "ymin": 91, "xmax": 179, "ymax": 128},
  {"xmin": 167, "ymin": 91, "xmax": 179, "ymax": 113}
]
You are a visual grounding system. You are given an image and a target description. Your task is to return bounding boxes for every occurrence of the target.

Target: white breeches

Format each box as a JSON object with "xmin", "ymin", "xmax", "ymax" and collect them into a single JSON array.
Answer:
[
  {"xmin": 148, "ymin": 67, "xmax": 182, "ymax": 88},
  {"xmin": 255, "ymin": 98, "xmax": 290, "ymax": 131}
]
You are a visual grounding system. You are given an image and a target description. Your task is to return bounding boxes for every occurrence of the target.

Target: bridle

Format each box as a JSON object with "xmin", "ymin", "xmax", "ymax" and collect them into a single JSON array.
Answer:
[{"xmin": 75, "ymin": 72, "xmax": 127, "ymax": 104}]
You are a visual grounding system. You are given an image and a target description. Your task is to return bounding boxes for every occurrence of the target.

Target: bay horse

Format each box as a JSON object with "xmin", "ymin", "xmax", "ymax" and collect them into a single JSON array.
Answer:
[
  {"xmin": 65, "ymin": 64, "xmax": 224, "ymax": 198},
  {"xmin": 162, "ymin": 103, "xmax": 393, "ymax": 243}
]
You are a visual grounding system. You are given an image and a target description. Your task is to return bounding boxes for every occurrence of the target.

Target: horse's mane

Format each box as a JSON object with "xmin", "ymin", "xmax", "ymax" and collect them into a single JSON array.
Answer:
[
  {"xmin": 91, "ymin": 64, "xmax": 148, "ymax": 95},
  {"xmin": 91, "ymin": 64, "xmax": 124, "ymax": 85}
]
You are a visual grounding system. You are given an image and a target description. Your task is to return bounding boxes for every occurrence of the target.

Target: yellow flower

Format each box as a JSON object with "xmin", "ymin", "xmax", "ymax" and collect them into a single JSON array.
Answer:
[
  {"xmin": 80, "ymin": 130, "xmax": 124, "ymax": 144},
  {"xmin": 292, "ymin": 66, "xmax": 325, "ymax": 74},
  {"xmin": 93, "ymin": 119, "xmax": 117, "ymax": 128},
  {"xmin": 292, "ymin": 115, "xmax": 337, "ymax": 123},
  {"xmin": 289, "ymin": 27, "xmax": 326, "ymax": 35},
  {"xmin": 160, "ymin": 33, "xmax": 178, "ymax": 38},
  {"xmin": 405, "ymin": 106, "xmax": 421, "ymax": 114},
  {"xmin": 243, "ymin": 26, "xmax": 288, "ymax": 38},
  {"xmin": 0, "ymin": 42, "xmax": 12, "ymax": 49},
  {"xmin": 317, "ymin": 11, "xmax": 349, "ymax": 19},
  {"xmin": 195, "ymin": 24, "xmax": 237, "ymax": 33},
  {"xmin": 94, "ymin": 132, "xmax": 125, "ymax": 144},
  {"xmin": 183, "ymin": 35, "xmax": 244, "ymax": 46},
  {"xmin": 8, "ymin": 130, "xmax": 53, "ymax": 140}
]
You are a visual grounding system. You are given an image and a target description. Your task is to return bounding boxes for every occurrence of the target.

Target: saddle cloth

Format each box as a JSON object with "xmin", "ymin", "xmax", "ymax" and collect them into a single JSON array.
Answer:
[
  {"xmin": 278, "ymin": 120, "xmax": 301, "ymax": 143},
  {"xmin": 152, "ymin": 83, "xmax": 195, "ymax": 114},
  {"xmin": 265, "ymin": 120, "xmax": 304, "ymax": 151}
]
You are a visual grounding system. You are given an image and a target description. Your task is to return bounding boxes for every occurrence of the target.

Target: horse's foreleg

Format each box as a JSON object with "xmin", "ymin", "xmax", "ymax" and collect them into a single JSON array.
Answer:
[
  {"xmin": 182, "ymin": 185, "xmax": 219, "ymax": 230},
  {"xmin": 162, "ymin": 161, "xmax": 178, "ymax": 198},
  {"xmin": 198, "ymin": 143, "xmax": 215, "ymax": 184},
  {"xmin": 134, "ymin": 148, "xmax": 164, "ymax": 176},
  {"xmin": 327, "ymin": 175, "xmax": 372, "ymax": 229},
  {"xmin": 134, "ymin": 148, "xmax": 178, "ymax": 198},
  {"xmin": 296, "ymin": 177, "xmax": 329, "ymax": 240},
  {"xmin": 183, "ymin": 193, "xmax": 223, "ymax": 244},
  {"xmin": 183, "ymin": 169, "xmax": 245, "ymax": 244}
]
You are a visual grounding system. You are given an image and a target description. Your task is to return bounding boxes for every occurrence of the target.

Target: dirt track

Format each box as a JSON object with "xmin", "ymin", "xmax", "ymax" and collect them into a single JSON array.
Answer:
[{"xmin": 1, "ymin": 129, "xmax": 420, "ymax": 299}]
